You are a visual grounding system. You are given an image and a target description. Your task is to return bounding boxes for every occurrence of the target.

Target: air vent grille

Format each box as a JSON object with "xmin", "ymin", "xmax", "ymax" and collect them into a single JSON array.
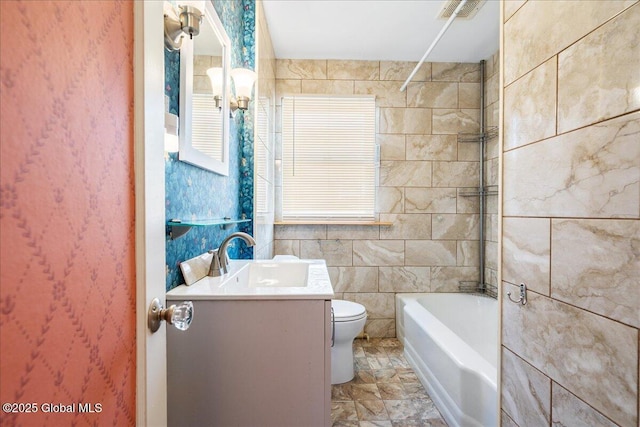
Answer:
[{"xmin": 438, "ymin": 0, "xmax": 486, "ymax": 19}]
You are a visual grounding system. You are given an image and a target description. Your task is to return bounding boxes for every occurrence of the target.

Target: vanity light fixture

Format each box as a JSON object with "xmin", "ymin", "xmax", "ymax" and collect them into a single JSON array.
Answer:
[
  {"xmin": 206, "ymin": 67, "xmax": 257, "ymax": 114},
  {"xmin": 164, "ymin": 1, "xmax": 205, "ymax": 51},
  {"xmin": 230, "ymin": 68, "xmax": 257, "ymax": 111},
  {"xmin": 206, "ymin": 67, "xmax": 224, "ymax": 110}
]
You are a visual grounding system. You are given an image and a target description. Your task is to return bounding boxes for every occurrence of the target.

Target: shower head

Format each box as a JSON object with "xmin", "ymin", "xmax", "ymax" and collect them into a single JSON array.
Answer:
[{"xmin": 438, "ymin": 0, "xmax": 486, "ymax": 20}]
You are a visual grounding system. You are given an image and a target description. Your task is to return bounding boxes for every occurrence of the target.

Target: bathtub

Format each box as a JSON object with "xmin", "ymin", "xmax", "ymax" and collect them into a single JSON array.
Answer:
[{"xmin": 396, "ymin": 293, "xmax": 498, "ymax": 427}]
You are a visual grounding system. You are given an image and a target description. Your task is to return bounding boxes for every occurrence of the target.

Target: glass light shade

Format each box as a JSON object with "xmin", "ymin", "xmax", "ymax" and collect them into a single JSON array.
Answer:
[
  {"xmin": 206, "ymin": 67, "xmax": 224, "ymax": 97},
  {"xmin": 230, "ymin": 68, "xmax": 257, "ymax": 99}
]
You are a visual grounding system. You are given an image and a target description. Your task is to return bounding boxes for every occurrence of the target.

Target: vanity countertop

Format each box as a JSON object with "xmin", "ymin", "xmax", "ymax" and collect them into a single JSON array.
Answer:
[{"xmin": 166, "ymin": 259, "xmax": 335, "ymax": 300}]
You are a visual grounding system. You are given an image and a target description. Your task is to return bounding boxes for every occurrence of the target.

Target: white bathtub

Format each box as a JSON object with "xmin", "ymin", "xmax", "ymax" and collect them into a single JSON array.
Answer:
[{"xmin": 396, "ymin": 293, "xmax": 498, "ymax": 427}]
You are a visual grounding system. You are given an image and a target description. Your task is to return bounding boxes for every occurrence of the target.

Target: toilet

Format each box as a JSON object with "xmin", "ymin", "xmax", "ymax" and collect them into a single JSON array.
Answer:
[{"xmin": 331, "ymin": 299, "xmax": 367, "ymax": 384}]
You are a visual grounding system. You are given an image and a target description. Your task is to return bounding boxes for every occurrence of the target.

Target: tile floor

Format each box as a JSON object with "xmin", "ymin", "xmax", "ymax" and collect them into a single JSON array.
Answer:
[{"xmin": 331, "ymin": 338, "xmax": 448, "ymax": 427}]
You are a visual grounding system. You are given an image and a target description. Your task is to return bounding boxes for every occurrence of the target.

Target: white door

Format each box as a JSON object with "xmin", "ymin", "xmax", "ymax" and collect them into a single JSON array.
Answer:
[{"xmin": 134, "ymin": 2, "xmax": 168, "ymax": 426}]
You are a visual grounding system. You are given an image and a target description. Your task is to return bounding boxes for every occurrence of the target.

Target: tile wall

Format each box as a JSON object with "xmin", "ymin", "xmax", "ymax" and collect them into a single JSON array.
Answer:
[
  {"xmin": 273, "ymin": 59, "xmax": 489, "ymax": 337},
  {"xmin": 254, "ymin": 1, "xmax": 276, "ymax": 259},
  {"xmin": 500, "ymin": 1, "xmax": 639, "ymax": 426},
  {"xmin": 483, "ymin": 51, "xmax": 500, "ymax": 291}
]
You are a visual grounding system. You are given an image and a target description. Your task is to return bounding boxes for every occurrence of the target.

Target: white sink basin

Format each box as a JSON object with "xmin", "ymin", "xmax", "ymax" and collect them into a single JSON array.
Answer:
[
  {"xmin": 166, "ymin": 259, "xmax": 334, "ymax": 300},
  {"xmin": 247, "ymin": 262, "xmax": 309, "ymax": 287}
]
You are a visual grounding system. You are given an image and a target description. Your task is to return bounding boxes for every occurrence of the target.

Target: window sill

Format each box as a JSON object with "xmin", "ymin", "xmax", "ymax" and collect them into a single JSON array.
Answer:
[{"xmin": 274, "ymin": 221, "xmax": 392, "ymax": 226}]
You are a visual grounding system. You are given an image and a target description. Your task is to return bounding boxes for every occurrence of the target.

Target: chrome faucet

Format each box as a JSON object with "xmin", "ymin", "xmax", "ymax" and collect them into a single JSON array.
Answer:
[{"xmin": 208, "ymin": 231, "xmax": 256, "ymax": 277}]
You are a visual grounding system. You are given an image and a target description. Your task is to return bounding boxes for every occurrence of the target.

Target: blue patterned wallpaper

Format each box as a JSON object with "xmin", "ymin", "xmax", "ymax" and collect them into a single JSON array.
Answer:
[
  {"xmin": 165, "ymin": 0, "xmax": 255, "ymax": 290},
  {"xmin": 238, "ymin": 0, "xmax": 255, "ymax": 259}
]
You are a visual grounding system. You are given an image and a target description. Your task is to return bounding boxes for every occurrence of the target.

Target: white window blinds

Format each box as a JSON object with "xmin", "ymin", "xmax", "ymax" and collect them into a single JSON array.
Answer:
[
  {"xmin": 191, "ymin": 93, "xmax": 222, "ymax": 158},
  {"xmin": 281, "ymin": 95, "xmax": 376, "ymax": 221}
]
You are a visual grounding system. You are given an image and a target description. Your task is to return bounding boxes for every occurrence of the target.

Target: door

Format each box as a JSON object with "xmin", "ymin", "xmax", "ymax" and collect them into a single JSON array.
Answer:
[{"xmin": 134, "ymin": 2, "xmax": 168, "ymax": 425}]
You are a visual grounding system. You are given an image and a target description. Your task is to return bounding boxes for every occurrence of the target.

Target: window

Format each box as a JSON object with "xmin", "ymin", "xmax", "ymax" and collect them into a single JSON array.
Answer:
[
  {"xmin": 191, "ymin": 93, "xmax": 222, "ymax": 158},
  {"xmin": 281, "ymin": 95, "xmax": 377, "ymax": 221}
]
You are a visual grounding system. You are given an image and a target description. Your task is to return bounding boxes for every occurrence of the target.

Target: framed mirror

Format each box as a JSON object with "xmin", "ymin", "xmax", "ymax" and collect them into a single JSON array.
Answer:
[{"xmin": 179, "ymin": 0, "xmax": 231, "ymax": 175}]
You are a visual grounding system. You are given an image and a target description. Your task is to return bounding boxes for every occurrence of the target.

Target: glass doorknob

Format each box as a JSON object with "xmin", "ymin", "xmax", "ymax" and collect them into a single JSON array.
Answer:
[{"xmin": 148, "ymin": 298, "xmax": 194, "ymax": 333}]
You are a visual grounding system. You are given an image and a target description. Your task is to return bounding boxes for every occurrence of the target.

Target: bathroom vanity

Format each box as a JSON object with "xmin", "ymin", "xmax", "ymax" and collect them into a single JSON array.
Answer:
[{"xmin": 166, "ymin": 259, "xmax": 334, "ymax": 427}]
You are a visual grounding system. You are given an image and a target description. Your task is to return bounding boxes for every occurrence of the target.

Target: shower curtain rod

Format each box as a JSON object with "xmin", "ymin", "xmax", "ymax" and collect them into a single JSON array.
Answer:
[{"xmin": 400, "ymin": 0, "xmax": 469, "ymax": 92}]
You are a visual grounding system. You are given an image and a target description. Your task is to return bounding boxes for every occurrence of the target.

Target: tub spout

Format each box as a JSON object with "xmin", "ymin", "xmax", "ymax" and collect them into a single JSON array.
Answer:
[{"xmin": 208, "ymin": 232, "xmax": 256, "ymax": 277}]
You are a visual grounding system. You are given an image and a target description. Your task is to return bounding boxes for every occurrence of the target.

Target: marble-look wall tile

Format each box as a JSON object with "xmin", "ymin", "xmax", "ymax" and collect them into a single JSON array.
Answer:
[
  {"xmin": 404, "ymin": 188, "xmax": 457, "ymax": 214},
  {"xmin": 365, "ymin": 319, "xmax": 395, "ymax": 338},
  {"xmin": 276, "ymin": 59, "xmax": 326, "ymax": 79},
  {"xmin": 489, "ymin": 214, "xmax": 499, "ymax": 242},
  {"xmin": 484, "ymin": 71, "xmax": 499, "ymax": 107},
  {"xmin": 432, "ymin": 161, "xmax": 479, "ymax": 187},
  {"xmin": 431, "ymin": 266, "xmax": 478, "ymax": 292},
  {"xmin": 459, "ymin": 82, "xmax": 481, "ymax": 109},
  {"xmin": 503, "ymin": 0, "xmax": 633, "ymax": 85},
  {"xmin": 405, "ymin": 240, "xmax": 457, "ymax": 267},
  {"xmin": 458, "ymin": 139, "xmax": 480, "ymax": 161},
  {"xmin": 380, "ymin": 61, "xmax": 430, "ymax": 82},
  {"xmin": 551, "ymin": 218, "xmax": 640, "ymax": 328},
  {"xmin": 407, "ymin": 82, "xmax": 458, "ymax": 108},
  {"xmin": 456, "ymin": 188, "xmax": 480, "ymax": 214},
  {"xmin": 379, "ymin": 161, "xmax": 432, "ymax": 187},
  {"xmin": 503, "ymin": 0, "xmax": 526, "ymax": 23},
  {"xmin": 344, "ymin": 293, "xmax": 395, "ymax": 319},
  {"xmin": 275, "ymin": 79, "xmax": 301, "ymax": 101},
  {"xmin": 300, "ymin": 79, "xmax": 354, "ymax": 95},
  {"xmin": 432, "ymin": 214, "xmax": 479, "ymax": 240},
  {"xmin": 300, "ymin": 239, "xmax": 352, "ymax": 266},
  {"xmin": 193, "ymin": 75, "xmax": 212, "ymax": 93},
  {"xmin": 275, "ymin": 224, "xmax": 326, "ymax": 239},
  {"xmin": 557, "ymin": 4, "xmax": 640, "ymax": 133},
  {"xmin": 377, "ymin": 134, "xmax": 406, "ymax": 161},
  {"xmin": 485, "ymin": 101, "xmax": 499, "ymax": 129},
  {"xmin": 327, "ymin": 60, "xmax": 379, "ymax": 80},
  {"xmin": 272, "ymin": 57, "xmax": 486, "ymax": 338},
  {"xmin": 502, "ymin": 282, "xmax": 638, "ymax": 427},
  {"xmin": 327, "ymin": 225, "xmax": 380, "ymax": 240},
  {"xmin": 486, "ymin": 157, "xmax": 499, "ymax": 187},
  {"xmin": 501, "ymin": 410, "xmax": 519, "ymax": 427},
  {"xmin": 328, "ymin": 267, "xmax": 379, "ymax": 293},
  {"xmin": 457, "ymin": 240, "xmax": 480, "ymax": 267},
  {"xmin": 432, "ymin": 108, "xmax": 480, "ymax": 134},
  {"xmin": 379, "ymin": 267, "xmax": 430, "ymax": 292},
  {"xmin": 502, "ymin": 217, "xmax": 550, "ymax": 295},
  {"xmin": 485, "ymin": 49, "xmax": 499, "ymax": 80},
  {"xmin": 379, "ymin": 214, "xmax": 432, "ymax": 240},
  {"xmin": 503, "ymin": 112, "xmax": 640, "ymax": 218},
  {"xmin": 376, "ymin": 187, "xmax": 404, "ymax": 213},
  {"xmin": 379, "ymin": 108, "xmax": 432, "ymax": 135},
  {"xmin": 432, "ymin": 62, "xmax": 480, "ymax": 82},
  {"xmin": 353, "ymin": 240, "xmax": 404, "ymax": 266},
  {"xmin": 355, "ymin": 81, "xmax": 406, "ymax": 107},
  {"xmin": 552, "ymin": 382, "xmax": 618, "ymax": 427},
  {"xmin": 504, "ymin": 57, "xmax": 557, "ymax": 151},
  {"xmin": 406, "ymin": 135, "xmax": 457, "ymax": 161},
  {"xmin": 485, "ymin": 241, "xmax": 499, "ymax": 271},
  {"xmin": 501, "ymin": 347, "xmax": 551, "ymax": 427}
]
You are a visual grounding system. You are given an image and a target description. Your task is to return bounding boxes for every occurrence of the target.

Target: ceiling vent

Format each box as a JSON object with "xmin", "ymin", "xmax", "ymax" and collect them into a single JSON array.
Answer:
[{"xmin": 438, "ymin": 0, "xmax": 486, "ymax": 19}]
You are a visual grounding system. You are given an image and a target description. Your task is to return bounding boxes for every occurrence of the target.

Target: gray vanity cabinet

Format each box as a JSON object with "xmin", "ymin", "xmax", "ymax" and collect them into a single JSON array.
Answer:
[{"xmin": 167, "ymin": 298, "xmax": 332, "ymax": 426}]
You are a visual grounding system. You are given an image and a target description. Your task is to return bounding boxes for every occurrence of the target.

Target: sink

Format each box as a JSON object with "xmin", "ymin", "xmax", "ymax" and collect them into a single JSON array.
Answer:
[
  {"xmin": 166, "ymin": 258, "xmax": 334, "ymax": 300},
  {"xmin": 248, "ymin": 261, "xmax": 309, "ymax": 287}
]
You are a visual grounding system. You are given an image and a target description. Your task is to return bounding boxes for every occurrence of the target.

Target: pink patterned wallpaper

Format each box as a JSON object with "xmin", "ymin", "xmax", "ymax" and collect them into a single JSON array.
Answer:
[{"xmin": 0, "ymin": 1, "xmax": 136, "ymax": 426}]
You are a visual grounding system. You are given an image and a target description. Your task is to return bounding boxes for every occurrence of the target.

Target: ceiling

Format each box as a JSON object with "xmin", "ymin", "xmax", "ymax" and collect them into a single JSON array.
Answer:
[{"xmin": 261, "ymin": 0, "xmax": 500, "ymax": 63}]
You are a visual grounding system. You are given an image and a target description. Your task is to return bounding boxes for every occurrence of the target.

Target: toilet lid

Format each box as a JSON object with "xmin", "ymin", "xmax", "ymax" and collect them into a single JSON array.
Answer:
[{"xmin": 332, "ymin": 300, "xmax": 367, "ymax": 322}]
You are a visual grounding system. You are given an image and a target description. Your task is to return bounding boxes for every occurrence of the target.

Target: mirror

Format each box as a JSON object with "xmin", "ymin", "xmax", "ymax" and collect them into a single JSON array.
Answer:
[{"xmin": 179, "ymin": 1, "xmax": 231, "ymax": 175}]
